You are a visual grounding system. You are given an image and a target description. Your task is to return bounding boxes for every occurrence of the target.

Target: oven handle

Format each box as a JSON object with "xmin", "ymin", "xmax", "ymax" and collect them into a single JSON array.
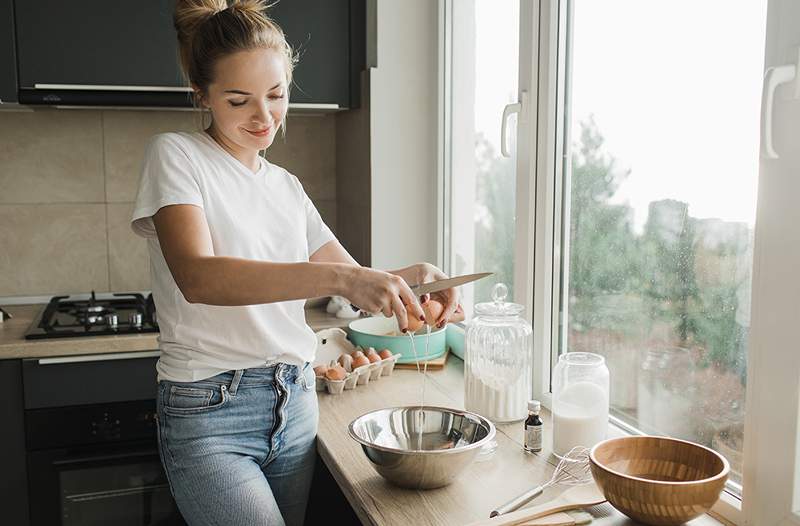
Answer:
[
  {"xmin": 37, "ymin": 350, "xmax": 161, "ymax": 365},
  {"xmin": 53, "ymin": 448, "xmax": 159, "ymax": 466}
]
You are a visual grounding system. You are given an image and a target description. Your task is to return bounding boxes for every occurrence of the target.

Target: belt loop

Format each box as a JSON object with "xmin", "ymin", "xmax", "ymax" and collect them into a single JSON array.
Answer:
[{"xmin": 229, "ymin": 369, "xmax": 244, "ymax": 396}]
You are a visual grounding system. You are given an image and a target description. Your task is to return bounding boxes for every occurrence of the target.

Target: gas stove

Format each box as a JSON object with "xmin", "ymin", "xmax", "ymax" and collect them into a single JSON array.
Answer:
[{"xmin": 25, "ymin": 291, "xmax": 159, "ymax": 339}]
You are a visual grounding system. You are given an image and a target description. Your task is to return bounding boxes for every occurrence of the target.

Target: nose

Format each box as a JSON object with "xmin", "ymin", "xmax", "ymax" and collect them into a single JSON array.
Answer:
[{"xmin": 251, "ymin": 99, "xmax": 272, "ymax": 126}]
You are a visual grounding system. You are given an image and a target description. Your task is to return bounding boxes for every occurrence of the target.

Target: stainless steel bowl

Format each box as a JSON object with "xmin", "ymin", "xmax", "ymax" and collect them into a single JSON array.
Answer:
[{"xmin": 348, "ymin": 405, "xmax": 496, "ymax": 489}]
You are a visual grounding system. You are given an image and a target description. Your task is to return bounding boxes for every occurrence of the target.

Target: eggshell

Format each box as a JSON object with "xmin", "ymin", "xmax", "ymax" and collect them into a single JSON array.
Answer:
[
  {"xmin": 378, "ymin": 348, "xmax": 393, "ymax": 360},
  {"xmin": 423, "ymin": 300, "xmax": 445, "ymax": 327},
  {"xmin": 337, "ymin": 353, "xmax": 353, "ymax": 372},
  {"xmin": 406, "ymin": 313, "xmax": 424, "ymax": 333},
  {"xmin": 325, "ymin": 365, "xmax": 347, "ymax": 381},
  {"xmin": 352, "ymin": 354, "xmax": 370, "ymax": 369},
  {"xmin": 313, "ymin": 364, "xmax": 329, "ymax": 377},
  {"xmin": 367, "ymin": 352, "xmax": 381, "ymax": 364}
]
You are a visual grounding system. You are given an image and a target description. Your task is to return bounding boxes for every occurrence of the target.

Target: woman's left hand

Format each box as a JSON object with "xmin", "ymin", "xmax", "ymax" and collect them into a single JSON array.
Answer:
[{"xmin": 392, "ymin": 263, "xmax": 463, "ymax": 328}]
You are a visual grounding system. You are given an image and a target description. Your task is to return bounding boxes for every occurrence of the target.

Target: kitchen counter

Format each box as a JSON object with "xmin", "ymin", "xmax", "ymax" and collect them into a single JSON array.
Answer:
[
  {"xmin": 316, "ymin": 357, "xmax": 729, "ymax": 526},
  {"xmin": 0, "ymin": 303, "xmax": 352, "ymax": 360}
]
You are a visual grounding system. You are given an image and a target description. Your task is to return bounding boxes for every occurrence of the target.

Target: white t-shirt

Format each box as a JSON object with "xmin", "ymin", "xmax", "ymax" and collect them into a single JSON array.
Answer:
[{"xmin": 131, "ymin": 131, "xmax": 336, "ymax": 382}]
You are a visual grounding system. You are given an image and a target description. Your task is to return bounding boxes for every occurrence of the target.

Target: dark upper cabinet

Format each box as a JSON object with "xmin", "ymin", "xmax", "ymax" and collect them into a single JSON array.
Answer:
[
  {"xmin": 0, "ymin": 0, "xmax": 18, "ymax": 103},
  {"xmin": 270, "ymin": 0, "xmax": 351, "ymax": 107},
  {"xmin": 11, "ymin": 0, "xmax": 363, "ymax": 109}
]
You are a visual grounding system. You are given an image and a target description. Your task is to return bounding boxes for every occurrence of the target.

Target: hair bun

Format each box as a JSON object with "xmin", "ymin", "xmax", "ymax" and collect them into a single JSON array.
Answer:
[
  {"xmin": 229, "ymin": 0, "xmax": 270, "ymax": 16},
  {"xmin": 173, "ymin": 0, "xmax": 228, "ymax": 46}
]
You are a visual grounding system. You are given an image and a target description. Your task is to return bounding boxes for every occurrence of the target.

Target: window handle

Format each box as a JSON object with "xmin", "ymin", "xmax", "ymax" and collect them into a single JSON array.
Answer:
[
  {"xmin": 501, "ymin": 101, "xmax": 521, "ymax": 157},
  {"xmin": 761, "ymin": 49, "xmax": 799, "ymax": 159}
]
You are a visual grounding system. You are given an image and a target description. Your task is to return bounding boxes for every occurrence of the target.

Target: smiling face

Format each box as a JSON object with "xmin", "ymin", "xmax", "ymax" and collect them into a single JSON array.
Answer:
[{"xmin": 199, "ymin": 47, "xmax": 289, "ymax": 169}]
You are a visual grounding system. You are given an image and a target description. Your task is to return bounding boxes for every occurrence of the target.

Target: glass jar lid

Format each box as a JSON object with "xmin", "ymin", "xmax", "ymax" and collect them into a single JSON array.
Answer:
[{"xmin": 474, "ymin": 283, "xmax": 525, "ymax": 316}]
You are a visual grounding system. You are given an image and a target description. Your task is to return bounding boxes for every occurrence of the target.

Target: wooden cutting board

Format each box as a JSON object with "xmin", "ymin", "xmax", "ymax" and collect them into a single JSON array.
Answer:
[{"xmin": 394, "ymin": 349, "xmax": 450, "ymax": 370}]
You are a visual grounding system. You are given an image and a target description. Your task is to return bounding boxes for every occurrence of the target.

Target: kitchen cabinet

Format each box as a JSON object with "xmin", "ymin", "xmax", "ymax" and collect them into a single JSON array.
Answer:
[
  {"xmin": 12, "ymin": 0, "xmax": 364, "ymax": 108},
  {"xmin": 0, "ymin": 0, "xmax": 18, "ymax": 103}
]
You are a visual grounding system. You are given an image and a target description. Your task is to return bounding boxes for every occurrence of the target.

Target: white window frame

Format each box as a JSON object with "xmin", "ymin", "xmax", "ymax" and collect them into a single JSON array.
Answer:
[{"xmin": 439, "ymin": 1, "xmax": 800, "ymax": 524}]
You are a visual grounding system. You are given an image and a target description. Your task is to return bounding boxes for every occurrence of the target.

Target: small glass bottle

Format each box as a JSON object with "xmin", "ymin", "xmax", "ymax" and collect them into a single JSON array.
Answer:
[{"xmin": 524, "ymin": 400, "xmax": 543, "ymax": 452}]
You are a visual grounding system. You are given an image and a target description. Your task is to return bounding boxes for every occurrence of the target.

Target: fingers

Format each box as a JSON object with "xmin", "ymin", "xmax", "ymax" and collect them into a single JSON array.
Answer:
[
  {"xmin": 435, "ymin": 290, "xmax": 460, "ymax": 328},
  {"xmin": 397, "ymin": 280, "xmax": 425, "ymax": 331},
  {"xmin": 450, "ymin": 304, "xmax": 465, "ymax": 323},
  {"xmin": 390, "ymin": 293, "xmax": 409, "ymax": 332}
]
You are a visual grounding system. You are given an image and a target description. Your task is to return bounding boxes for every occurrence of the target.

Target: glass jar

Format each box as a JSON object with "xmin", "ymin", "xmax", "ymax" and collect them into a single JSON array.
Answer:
[
  {"xmin": 464, "ymin": 283, "xmax": 533, "ymax": 423},
  {"xmin": 552, "ymin": 352, "xmax": 610, "ymax": 457}
]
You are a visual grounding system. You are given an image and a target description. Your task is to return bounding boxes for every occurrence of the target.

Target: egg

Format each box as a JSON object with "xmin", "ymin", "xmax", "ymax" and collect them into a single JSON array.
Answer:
[
  {"xmin": 325, "ymin": 364, "xmax": 347, "ymax": 381},
  {"xmin": 366, "ymin": 350, "xmax": 381, "ymax": 363},
  {"xmin": 352, "ymin": 354, "xmax": 370, "ymax": 369},
  {"xmin": 406, "ymin": 315, "xmax": 424, "ymax": 333},
  {"xmin": 378, "ymin": 348, "xmax": 393, "ymax": 360},
  {"xmin": 337, "ymin": 353, "xmax": 353, "ymax": 372},
  {"xmin": 351, "ymin": 349, "xmax": 366, "ymax": 359},
  {"xmin": 423, "ymin": 300, "xmax": 445, "ymax": 327},
  {"xmin": 313, "ymin": 364, "xmax": 329, "ymax": 377}
]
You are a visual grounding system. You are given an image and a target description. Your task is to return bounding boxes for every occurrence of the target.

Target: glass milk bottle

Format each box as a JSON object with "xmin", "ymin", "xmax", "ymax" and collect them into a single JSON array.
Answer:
[
  {"xmin": 465, "ymin": 283, "xmax": 533, "ymax": 423},
  {"xmin": 552, "ymin": 352, "xmax": 609, "ymax": 457}
]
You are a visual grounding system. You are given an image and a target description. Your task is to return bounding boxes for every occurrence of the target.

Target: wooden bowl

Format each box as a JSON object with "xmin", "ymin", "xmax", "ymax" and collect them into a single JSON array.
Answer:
[{"xmin": 590, "ymin": 436, "xmax": 730, "ymax": 526}]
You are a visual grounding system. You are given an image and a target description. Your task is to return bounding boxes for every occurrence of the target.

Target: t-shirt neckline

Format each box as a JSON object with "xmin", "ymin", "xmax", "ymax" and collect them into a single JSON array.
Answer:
[{"xmin": 197, "ymin": 130, "xmax": 267, "ymax": 176}]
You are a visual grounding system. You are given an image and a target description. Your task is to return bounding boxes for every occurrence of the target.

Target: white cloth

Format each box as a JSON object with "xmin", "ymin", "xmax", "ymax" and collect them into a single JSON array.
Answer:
[{"xmin": 131, "ymin": 131, "xmax": 336, "ymax": 382}]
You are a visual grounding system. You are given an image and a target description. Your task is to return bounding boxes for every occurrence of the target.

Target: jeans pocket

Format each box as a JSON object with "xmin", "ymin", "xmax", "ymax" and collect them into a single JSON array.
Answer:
[
  {"xmin": 300, "ymin": 363, "xmax": 315, "ymax": 392},
  {"xmin": 163, "ymin": 383, "xmax": 229, "ymax": 416}
]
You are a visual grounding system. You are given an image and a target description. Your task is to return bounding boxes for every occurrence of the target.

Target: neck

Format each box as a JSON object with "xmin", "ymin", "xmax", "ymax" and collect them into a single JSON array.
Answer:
[{"xmin": 205, "ymin": 125, "xmax": 261, "ymax": 173}]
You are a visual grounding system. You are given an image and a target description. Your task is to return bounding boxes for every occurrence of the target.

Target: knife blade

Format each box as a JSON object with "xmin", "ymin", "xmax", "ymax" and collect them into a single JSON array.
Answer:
[{"xmin": 410, "ymin": 272, "xmax": 493, "ymax": 296}]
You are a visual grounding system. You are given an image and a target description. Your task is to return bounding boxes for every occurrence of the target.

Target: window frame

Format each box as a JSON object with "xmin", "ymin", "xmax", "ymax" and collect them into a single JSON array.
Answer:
[{"xmin": 439, "ymin": 1, "xmax": 798, "ymax": 524}]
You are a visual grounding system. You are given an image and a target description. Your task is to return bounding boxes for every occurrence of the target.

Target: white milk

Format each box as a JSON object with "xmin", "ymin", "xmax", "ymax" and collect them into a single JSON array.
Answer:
[{"xmin": 552, "ymin": 381, "xmax": 608, "ymax": 456}]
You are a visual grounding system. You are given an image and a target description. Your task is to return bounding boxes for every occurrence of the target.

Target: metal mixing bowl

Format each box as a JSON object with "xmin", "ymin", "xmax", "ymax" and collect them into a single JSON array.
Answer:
[{"xmin": 348, "ymin": 405, "xmax": 496, "ymax": 489}]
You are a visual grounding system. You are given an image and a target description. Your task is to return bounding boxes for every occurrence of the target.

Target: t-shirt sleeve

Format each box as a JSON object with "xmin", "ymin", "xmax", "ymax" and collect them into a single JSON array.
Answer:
[
  {"xmin": 130, "ymin": 134, "xmax": 204, "ymax": 239},
  {"xmin": 301, "ymin": 186, "xmax": 336, "ymax": 256}
]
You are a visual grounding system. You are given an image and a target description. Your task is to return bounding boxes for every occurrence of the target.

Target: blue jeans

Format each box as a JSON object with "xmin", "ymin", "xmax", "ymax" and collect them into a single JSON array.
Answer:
[{"xmin": 156, "ymin": 363, "xmax": 319, "ymax": 526}]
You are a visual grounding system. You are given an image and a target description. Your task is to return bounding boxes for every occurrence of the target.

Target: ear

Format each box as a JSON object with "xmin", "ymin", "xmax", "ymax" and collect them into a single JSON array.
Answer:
[{"xmin": 192, "ymin": 84, "xmax": 209, "ymax": 108}]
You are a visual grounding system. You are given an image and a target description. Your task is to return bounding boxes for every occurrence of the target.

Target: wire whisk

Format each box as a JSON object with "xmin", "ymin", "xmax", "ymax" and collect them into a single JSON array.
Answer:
[{"xmin": 489, "ymin": 446, "xmax": 593, "ymax": 518}]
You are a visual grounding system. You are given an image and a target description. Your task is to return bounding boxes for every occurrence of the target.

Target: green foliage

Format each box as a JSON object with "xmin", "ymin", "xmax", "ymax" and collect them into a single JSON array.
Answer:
[
  {"xmin": 469, "ymin": 115, "xmax": 751, "ymax": 380},
  {"xmin": 473, "ymin": 133, "xmax": 516, "ymax": 303}
]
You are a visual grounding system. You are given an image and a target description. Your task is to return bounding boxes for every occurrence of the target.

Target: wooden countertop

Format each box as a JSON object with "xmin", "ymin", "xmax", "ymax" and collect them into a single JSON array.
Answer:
[
  {"xmin": 316, "ymin": 357, "xmax": 727, "ymax": 526},
  {"xmin": 0, "ymin": 303, "xmax": 352, "ymax": 360}
]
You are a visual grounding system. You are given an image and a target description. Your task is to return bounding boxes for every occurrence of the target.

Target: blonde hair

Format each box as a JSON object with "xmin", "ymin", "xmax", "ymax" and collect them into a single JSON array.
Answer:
[{"xmin": 173, "ymin": 0, "xmax": 296, "ymax": 106}]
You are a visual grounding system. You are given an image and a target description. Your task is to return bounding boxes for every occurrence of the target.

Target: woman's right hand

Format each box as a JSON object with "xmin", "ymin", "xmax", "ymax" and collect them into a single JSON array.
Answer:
[{"xmin": 342, "ymin": 267, "xmax": 425, "ymax": 333}]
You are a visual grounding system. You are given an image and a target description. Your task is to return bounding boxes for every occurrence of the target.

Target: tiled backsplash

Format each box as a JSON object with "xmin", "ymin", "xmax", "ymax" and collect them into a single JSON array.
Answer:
[{"xmin": 0, "ymin": 109, "xmax": 337, "ymax": 297}]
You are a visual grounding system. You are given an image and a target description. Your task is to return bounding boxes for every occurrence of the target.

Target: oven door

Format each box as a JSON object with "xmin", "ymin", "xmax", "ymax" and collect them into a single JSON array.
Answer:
[{"xmin": 27, "ymin": 441, "xmax": 184, "ymax": 526}]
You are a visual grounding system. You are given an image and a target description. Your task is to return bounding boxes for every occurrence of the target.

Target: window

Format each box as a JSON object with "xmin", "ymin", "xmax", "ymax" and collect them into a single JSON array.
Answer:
[
  {"xmin": 443, "ymin": 1, "xmax": 800, "ymax": 524},
  {"xmin": 446, "ymin": 0, "xmax": 519, "ymax": 316},
  {"xmin": 554, "ymin": 0, "xmax": 768, "ymax": 496}
]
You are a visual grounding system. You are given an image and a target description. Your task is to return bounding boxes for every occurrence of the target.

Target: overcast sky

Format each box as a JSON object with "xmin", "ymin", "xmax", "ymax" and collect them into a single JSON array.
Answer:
[{"xmin": 473, "ymin": 0, "xmax": 768, "ymax": 231}]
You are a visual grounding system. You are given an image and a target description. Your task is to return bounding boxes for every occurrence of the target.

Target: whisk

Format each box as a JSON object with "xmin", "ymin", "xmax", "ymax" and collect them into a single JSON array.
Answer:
[{"xmin": 489, "ymin": 446, "xmax": 593, "ymax": 518}]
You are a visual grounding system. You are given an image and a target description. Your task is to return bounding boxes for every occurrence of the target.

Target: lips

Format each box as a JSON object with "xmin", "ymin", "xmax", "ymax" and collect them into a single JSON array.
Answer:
[{"xmin": 245, "ymin": 127, "xmax": 270, "ymax": 137}]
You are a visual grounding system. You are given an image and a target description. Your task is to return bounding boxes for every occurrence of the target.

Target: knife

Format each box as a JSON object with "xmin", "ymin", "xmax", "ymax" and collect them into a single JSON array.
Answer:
[{"xmin": 410, "ymin": 272, "xmax": 493, "ymax": 296}]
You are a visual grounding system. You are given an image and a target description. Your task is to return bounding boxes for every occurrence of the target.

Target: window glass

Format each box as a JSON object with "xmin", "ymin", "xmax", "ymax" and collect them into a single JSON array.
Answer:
[
  {"xmin": 558, "ymin": 0, "xmax": 768, "ymax": 492},
  {"xmin": 449, "ymin": 0, "xmax": 519, "ymax": 315}
]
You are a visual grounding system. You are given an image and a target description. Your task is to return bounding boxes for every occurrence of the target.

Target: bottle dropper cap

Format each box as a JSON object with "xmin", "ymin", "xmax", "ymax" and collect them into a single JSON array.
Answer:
[{"xmin": 528, "ymin": 400, "xmax": 540, "ymax": 412}]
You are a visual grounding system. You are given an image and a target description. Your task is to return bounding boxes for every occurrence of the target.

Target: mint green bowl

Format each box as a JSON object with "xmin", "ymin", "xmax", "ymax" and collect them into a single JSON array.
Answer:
[{"xmin": 347, "ymin": 317, "xmax": 446, "ymax": 364}]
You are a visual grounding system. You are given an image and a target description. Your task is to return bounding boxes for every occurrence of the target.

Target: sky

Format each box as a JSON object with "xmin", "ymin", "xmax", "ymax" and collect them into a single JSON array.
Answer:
[{"xmin": 472, "ymin": 0, "xmax": 768, "ymax": 230}]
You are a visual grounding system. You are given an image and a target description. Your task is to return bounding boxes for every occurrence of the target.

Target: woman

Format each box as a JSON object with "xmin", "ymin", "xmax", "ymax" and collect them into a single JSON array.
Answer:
[{"xmin": 130, "ymin": 1, "xmax": 460, "ymax": 524}]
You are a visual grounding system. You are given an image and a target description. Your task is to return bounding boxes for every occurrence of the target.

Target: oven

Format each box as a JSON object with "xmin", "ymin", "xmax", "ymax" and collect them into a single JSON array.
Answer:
[{"xmin": 22, "ymin": 352, "xmax": 184, "ymax": 526}]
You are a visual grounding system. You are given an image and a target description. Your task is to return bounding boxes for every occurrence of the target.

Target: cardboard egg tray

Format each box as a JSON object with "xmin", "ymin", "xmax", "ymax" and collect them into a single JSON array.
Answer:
[
  {"xmin": 314, "ymin": 327, "xmax": 401, "ymax": 395},
  {"xmin": 314, "ymin": 353, "xmax": 402, "ymax": 395}
]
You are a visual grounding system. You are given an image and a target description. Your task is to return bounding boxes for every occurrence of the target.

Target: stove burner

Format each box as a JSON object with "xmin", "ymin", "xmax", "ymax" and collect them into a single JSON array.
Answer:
[{"xmin": 25, "ymin": 291, "xmax": 159, "ymax": 340}]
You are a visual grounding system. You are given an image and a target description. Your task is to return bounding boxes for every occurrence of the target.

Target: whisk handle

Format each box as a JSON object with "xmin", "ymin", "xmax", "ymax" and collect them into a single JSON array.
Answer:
[{"xmin": 489, "ymin": 485, "xmax": 545, "ymax": 518}]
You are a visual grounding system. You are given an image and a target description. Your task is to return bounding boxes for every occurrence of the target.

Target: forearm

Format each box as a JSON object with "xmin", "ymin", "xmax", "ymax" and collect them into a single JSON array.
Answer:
[{"xmin": 181, "ymin": 256, "xmax": 352, "ymax": 306}]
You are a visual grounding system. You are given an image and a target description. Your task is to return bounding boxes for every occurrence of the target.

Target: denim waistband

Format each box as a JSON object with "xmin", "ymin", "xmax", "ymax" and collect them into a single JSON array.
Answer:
[{"xmin": 162, "ymin": 362, "xmax": 310, "ymax": 393}]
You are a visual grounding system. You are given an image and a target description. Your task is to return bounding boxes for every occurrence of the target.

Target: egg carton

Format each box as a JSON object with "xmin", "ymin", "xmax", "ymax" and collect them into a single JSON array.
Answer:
[{"xmin": 315, "ymin": 353, "xmax": 402, "ymax": 394}]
